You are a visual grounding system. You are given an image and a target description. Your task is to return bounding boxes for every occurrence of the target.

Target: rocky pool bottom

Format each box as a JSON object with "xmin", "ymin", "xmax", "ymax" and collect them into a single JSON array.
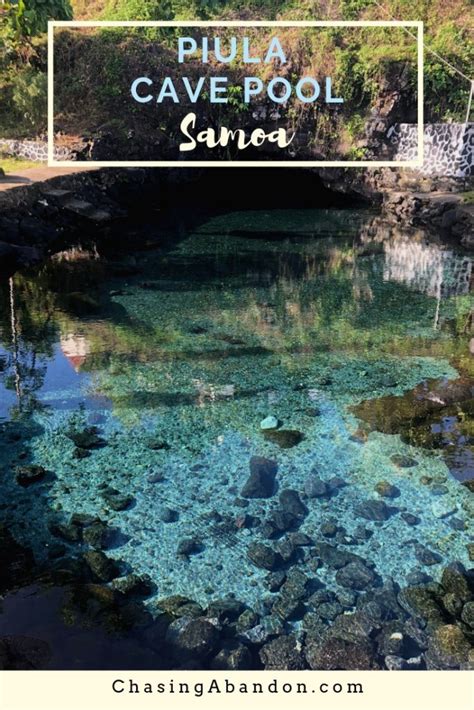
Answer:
[
  {"xmin": 1, "ymin": 521, "xmax": 473, "ymax": 671},
  {"xmin": 0, "ymin": 207, "xmax": 473, "ymax": 670}
]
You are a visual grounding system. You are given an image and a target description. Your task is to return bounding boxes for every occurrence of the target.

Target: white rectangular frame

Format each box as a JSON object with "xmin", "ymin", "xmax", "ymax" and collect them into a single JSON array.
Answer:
[{"xmin": 48, "ymin": 20, "xmax": 424, "ymax": 167}]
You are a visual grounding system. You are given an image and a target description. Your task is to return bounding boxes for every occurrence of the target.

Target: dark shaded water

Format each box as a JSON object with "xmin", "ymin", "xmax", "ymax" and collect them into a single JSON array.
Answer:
[{"xmin": 0, "ymin": 207, "xmax": 472, "ymax": 669}]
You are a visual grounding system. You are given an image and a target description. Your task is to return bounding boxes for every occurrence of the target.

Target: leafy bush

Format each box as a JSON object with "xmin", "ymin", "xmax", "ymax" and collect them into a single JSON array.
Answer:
[
  {"xmin": 11, "ymin": 68, "xmax": 48, "ymax": 133},
  {"xmin": 103, "ymin": 0, "xmax": 173, "ymax": 20},
  {"xmin": 7, "ymin": 0, "xmax": 73, "ymax": 37}
]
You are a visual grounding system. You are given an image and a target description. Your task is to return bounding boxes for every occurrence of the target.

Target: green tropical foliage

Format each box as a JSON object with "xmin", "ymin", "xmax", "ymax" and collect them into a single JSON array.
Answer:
[
  {"xmin": 0, "ymin": 1, "xmax": 472, "ymax": 139},
  {"xmin": 4, "ymin": 0, "xmax": 73, "ymax": 37}
]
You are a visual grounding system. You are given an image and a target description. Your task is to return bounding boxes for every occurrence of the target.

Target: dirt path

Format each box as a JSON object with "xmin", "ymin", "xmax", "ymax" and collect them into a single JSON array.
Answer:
[{"xmin": 0, "ymin": 165, "xmax": 98, "ymax": 192}]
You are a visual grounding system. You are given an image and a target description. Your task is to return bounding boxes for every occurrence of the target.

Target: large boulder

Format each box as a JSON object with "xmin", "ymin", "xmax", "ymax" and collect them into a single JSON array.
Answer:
[
  {"xmin": 260, "ymin": 635, "xmax": 306, "ymax": 670},
  {"xmin": 241, "ymin": 457, "xmax": 277, "ymax": 498},
  {"xmin": 15, "ymin": 465, "xmax": 46, "ymax": 487},
  {"xmin": 211, "ymin": 640, "xmax": 253, "ymax": 670},
  {"xmin": 83, "ymin": 550, "xmax": 120, "ymax": 582},
  {"xmin": 306, "ymin": 637, "xmax": 377, "ymax": 670},
  {"xmin": 247, "ymin": 542, "xmax": 282, "ymax": 571},
  {"xmin": 166, "ymin": 617, "xmax": 219, "ymax": 662},
  {"xmin": 397, "ymin": 586, "xmax": 445, "ymax": 628},
  {"xmin": 425, "ymin": 624, "xmax": 471, "ymax": 669},
  {"xmin": 335, "ymin": 561, "xmax": 377, "ymax": 591}
]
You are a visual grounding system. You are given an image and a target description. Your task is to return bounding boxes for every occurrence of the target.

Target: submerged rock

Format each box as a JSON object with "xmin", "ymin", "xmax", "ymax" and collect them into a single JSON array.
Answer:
[
  {"xmin": 272, "ymin": 595, "xmax": 305, "ymax": 622},
  {"xmin": 397, "ymin": 586, "xmax": 445, "ymax": 627},
  {"xmin": 327, "ymin": 608, "xmax": 376, "ymax": 641},
  {"xmin": 156, "ymin": 595, "xmax": 203, "ymax": 618},
  {"xmin": 304, "ymin": 476, "xmax": 329, "ymax": 498},
  {"xmin": 211, "ymin": 640, "xmax": 253, "ymax": 670},
  {"xmin": 384, "ymin": 654, "xmax": 425, "ymax": 670},
  {"xmin": 83, "ymin": 521, "xmax": 109, "ymax": 549},
  {"xmin": 260, "ymin": 635, "xmax": 306, "ymax": 670},
  {"xmin": 66, "ymin": 427, "xmax": 104, "ymax": 450},
  {"xmin": 274, "ymin": 537, "xmax": 297, "ymax": 564},
  {"xmin": 355, "ymin": 499, "xmax": 392, "ymax": 521},
  {"xmin": 279, "ymin": 489, "xmax": 307, "ymax": 518},
  {"xmin": 241, "ymin": 456, "xmax": 277, "ymax": 498},
  {"xmin": 318, "ymin": 601, "xmax": 344, "ymax": 621},
  {"xmin": 374, "ymin": 481, "xmax": 400, "ymax": 498},
  {"xmin": 70, "ymin": 513, "xmax": 100, "ymax": 527},
  {"xmin": 239, "ymin": 624, "xmax": 273, "ymax": 645},
  {"xmin": 262, "ymin": 509, "xmax": 298, "ymax": 538},
  {"xmin": 145, "ymin": 437, "xmax": 170, "ymax": 451},
  {"xmin": 327, "ymin": 476, "xmax": 347, "ymax": 491},
  {"xmin": 247, "ymin": 542, "xmax": 282, "ymax": 571},
  {"xmin": 263, "ymin": 429, "xmax": 304, "ymax": 448},
  {"xmin": 48, "ymin": 521, "xmax": 82, "ymax": 543},
  {"xmin": 281, "ymin": 568, "xmax": 309, "ymax": 600},
  {"xmin": 100, "ymin": 486, "xmax": 134, "ymax": 512},
  {"xmin": 147, "ymin": 470, "xmax": 165, "ymax": 484},
  {"xmin": 401, "ymin": 512, "xmax": 420, "ymax": 526},
  {"xmin": 288, "ymin": 531, "xmax": 313, "ymax": 547},
  {"xmin": 306, "ymin": 637, "xmax": 377, "ymax": 670},
  {"xmin": 441, "ymin": 564, "xmax": 473, "ymax": 602},
  {"xmin": 442, "ymin": 592, "xmax": 464, "ymax": 617},
  {"xmin": 314, "ymin": 542, "xmax": 366, "ymax": 570},
  {"xmin": 166, "ymin": 617, "xmax": 219, "ymax": 662},
  {"xmin": 448, "ymin": 517, "xmax": 466, "ymax": 531},
  {"xmin": 15, "ymin": 465, "xmax": 46, "ymax": 487},
  {"xmin": 207, "ymin": 598, "xmax": 245, "ymax": 622},
  {"xmin": 83, "ymin": 550, "xmax": 120, "ymax": 582},
  {"xmin": 321, "ymin": 521, "xmax": 338, "ymax": 537},
  {"xmin": 461, "ymin": 602, "xmax": 474, "ymax": 628},
  {"xmin": 266, "ymin": 571, "xmax": 286, "ymax": 592},
  {"xmin": 336, "ymin": 562, "xmax": 377, "ymax": 591},
  {"xmin": 235, "ymin": 609, "xmax": 259, "ymax": 633},
  {"xmin": 414, "ymin": 544, "xmax": 442, "ymax": 566},
  {"xmin": 159, "ymin": 507, "xmax": 179, "ymax": 523},
  {"xmin": 177, "ymin": 537, "xmax": 202, "ymax": 558},
  {"xmin": 426, "ymin": 624, "xmax": 471, "ymax": 668},
  {"xmin": 390, "ymin": 454, "xmax": 418, "ymax": 468},
  {"xmin": 112, "ymin": 574, "xmax": 154, "ymax": 597},
  {"xmin": 260, "ymin": 416, "xmax": 279, "ymax": 430}
]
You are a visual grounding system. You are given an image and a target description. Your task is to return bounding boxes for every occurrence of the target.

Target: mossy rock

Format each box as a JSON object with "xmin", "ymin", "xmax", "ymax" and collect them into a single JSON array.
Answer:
[
  {"xmin": 15, "ymin": 465, "xmax": 46, "ymax": 487},
  {"xmin": 441, "ymin": 566, "xmax": 473, "ymax": 603},
  {"xmin": 83, "ymin": 550, "xmax": 120, "ymax": 582},
  {"xmin": 155, "ymin": 595, "xmax": 203, "ymax": 618},
  {"xmin": 66, "ymin": 427, "xmax": 105, "ymax": 450},
  {"xmin": 82, "ymin": 583, "xmax": 117, "ymax": 606},
  {"xmin": 397, "ymin": 586, "xmax": 445, "ymax": 628},
  {"xmin": 427, "ymin": 624, "xmax": 471, "ymax": 668}
]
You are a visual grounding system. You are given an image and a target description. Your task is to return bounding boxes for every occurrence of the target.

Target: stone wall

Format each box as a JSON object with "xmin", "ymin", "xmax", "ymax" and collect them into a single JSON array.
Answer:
[
  {"xmin": 387, "ymin": 123, "xmax": 473, "ymax": 178},
  {"xmin": 0, "ymin": 138, "xmax": 79, "ymax": 162},
  {"xmin": 2, "ymin": 124, "xmax": 473, "ymax": 177}
]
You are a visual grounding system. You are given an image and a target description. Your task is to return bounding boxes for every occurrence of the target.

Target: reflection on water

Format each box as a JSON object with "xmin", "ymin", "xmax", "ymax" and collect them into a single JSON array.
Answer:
[
  {"xmin": 382, "ymin": 240, "xmax": 472, "ymax": 299},
  {"xmin": 0, "ymin": 208, "xmax": 473, "ymax": 668}
]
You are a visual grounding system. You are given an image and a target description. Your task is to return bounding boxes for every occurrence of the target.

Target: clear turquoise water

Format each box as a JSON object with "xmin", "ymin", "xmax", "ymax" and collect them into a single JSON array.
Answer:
[{"xmin": 0, "ymin": 208, "xmax": 472, "ymax": 613}]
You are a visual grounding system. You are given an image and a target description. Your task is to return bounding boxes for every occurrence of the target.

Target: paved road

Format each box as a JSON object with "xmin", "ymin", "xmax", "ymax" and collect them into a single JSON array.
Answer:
[{"xmin": 0, "ymin": 165, "xmax": 98, "ymax": 192}]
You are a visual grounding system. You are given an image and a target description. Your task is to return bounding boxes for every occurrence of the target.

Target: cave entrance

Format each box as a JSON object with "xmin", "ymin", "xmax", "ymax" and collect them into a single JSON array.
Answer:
[{"xmin": 162, "ymin": 167, "xmax": 368, "ymax": 212}]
